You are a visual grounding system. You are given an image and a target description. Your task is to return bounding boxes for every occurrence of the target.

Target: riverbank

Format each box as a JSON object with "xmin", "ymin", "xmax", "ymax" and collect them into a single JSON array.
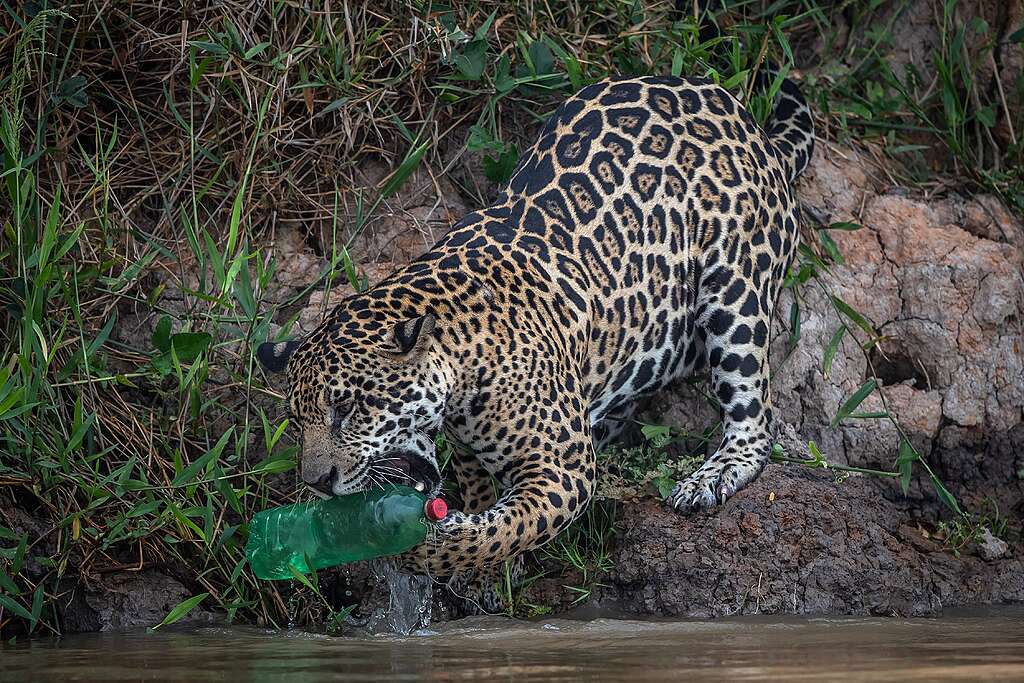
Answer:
[{"xmin": 1, "ymin": 0, "xmax": 1021, "ymax": 637}]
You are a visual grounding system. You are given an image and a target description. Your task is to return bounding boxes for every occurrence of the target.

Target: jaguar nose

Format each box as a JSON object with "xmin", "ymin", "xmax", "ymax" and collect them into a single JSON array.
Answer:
[{"xmin": 304, "ymin": 466, "xmax": 338, "ymax": 496}]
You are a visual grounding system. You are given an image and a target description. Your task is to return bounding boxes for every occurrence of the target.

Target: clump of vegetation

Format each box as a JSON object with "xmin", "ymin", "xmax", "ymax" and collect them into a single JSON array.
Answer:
[
  {"xmin": 1, "ymin": 0, "xmax": 1020, "ymax": 638},
  {"xmin": 497, "ymin": 498, "xmax": 619, "ymax": 618},
  {"xmin": 597, "ymin": 421, "xmax": 709, "ymax": 500},
  {"xmin": 933, "ymin": 498, "xmax": 1012, "ymax": 558}
]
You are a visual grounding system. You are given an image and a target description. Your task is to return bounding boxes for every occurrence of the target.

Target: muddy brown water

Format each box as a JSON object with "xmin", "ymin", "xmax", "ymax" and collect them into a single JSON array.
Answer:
[{"xmin": 3, "ymin": 609, "xmax": 1024, "ymax": 682}]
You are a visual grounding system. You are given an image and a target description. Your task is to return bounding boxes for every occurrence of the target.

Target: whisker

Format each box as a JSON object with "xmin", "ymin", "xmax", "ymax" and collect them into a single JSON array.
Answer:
[{"xmin": 372, "ymin": 467, "xmax": 407, "ymax": 479}]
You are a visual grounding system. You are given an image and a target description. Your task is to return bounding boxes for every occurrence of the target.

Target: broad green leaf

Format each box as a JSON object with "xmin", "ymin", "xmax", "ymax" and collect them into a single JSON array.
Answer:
[
  {"xmin": 166, "ymin": 501, "xmax": 206, "ymax": 541},
  {"xmin": 818, "ymin": 229, "xmax": 843, "ymax": 264},
  {"xmin": 126, "ymin": 499, "xmax": 163, "ymax": 518},
  {"xmin": 213, "ymin": 470, "xmax": 243, "ymax": 515},
  {"xmin": 483, "ymin": 144, "xmax": 519, "ymax": 184},
  {"xmin": 30, "ymin": 583, "xmax": 44, "ymax": 631},
  {"xmin": 151, "ymin": 353, "xmax": 171, "ymax": 376},
  {"xmin": 55, "ymin": 222, "xmax": 85, "ymax": 261},
  {"xmin": 831, "ymin": 296, "xmax": 876, "ymax": 338},
  {"xmin": 671, "ymin": 48, "xmax": 684, "ymax": 78},
  {"xmin": 202, "ymin": 229, "xmax": 226, "ymax": 291},
  {"xmin": 320, "ymin": 98, "xmax": 348, "ymax": 116},
  {"xmin": 11, "ymin": 535, "xmax": 27, "ymax": 575},
  {"xmin": 976, "ymin": 106, "xmax": 996, "ymax": 128},
  {"xmin": 84, "ymin": 314, "xmax": 117, "ymax": 362},
  {"xmin": 787, "ymin": 298, "xmax": 801, "ymax": 347},
  {"xmin": 466, "ymin": 124, "xmax": 501, "ymax": 153},
  {"xmin": 152, "ymin": 592, "xmax": 209, "ymax": 630},
  {"xmin": 654, "ymin": 475, "xmax": 676, "ymax": 499},
  {"xmin": 845, "ymin": 101, "xmax": 873, "ymax": 119},
  {"xmin": 244, "ymin": 41, "xmax": 271, "ymax": 60},
  {"xmin": 494, "ymin": 55, "xmax": 516, "ymax": 93},
  {"xmin": 169, "ymin": 332, "xmax": 212, "ymax": 363},
  {"xmin": 0, "ymin": 567, "xmax": 19, "ymax": 594},
  {"xmin": 214, "ymin": 525, "xmax": 241, "ymax": 555},
  {"xmin": 848, "ymin": 411, "xmax": 889, "ymax": 419},
  {"xmin": 189, "ymin": 40, "xmax": 227, "ymax": 55},
  {"xmin": 527, "ymin": 40, "xmax": 555, "ymax": 75},
  {"xmin": 381, "ymin": 139, "xmax": 429, "ymax": 198},
  {"xmin": 63, "ymin": 411, "xmax": 96, "ymax": 456},
  {"xmin": 770, "ymin": 16, "xmax": 794, "ymax": 66},
  {"xmin": 268, "ymin": 419, "xmax": 289, "ymax": 450},
  {"xmin": 545, "ymin": 36, "xmax": 582, "ymax": 90},
  {"xmin": 0, "ymin": 595, "xmax": 33, "ymax": 622},
  {"xmin": 831, "ymin": 379, "xmax": 877, "ymax": 427},
  {"xmin": 473, "ymin": 10, "xmax": 497, "ymax": 41},
  {"xmin": 233, "ymin": 250, "xmax": 256, "ymax": 318},
  {"xmin": 931, "ymin": 478, "xmax": 962, "ymax": 516},
  {"xmin": 288, "ymin": 565, "xmax": 315, "ymax": 590},
  {"xmin": 253, "ymin": 458, "xmax": 297, "ymax": 474},
  {"xmin": 453, "ymin": 39, "xmax": 488, "ymax": 81},
  {"xmin": 722, "ymin": 69, "xmax": 749, "ymax": 91},
  {"xmin": 54, "ymin": 74, "xmax": 88, "ymax": 108},
  {"xmin": 640, "ymin": 423, "xmax": 672, "ymax": 448}
]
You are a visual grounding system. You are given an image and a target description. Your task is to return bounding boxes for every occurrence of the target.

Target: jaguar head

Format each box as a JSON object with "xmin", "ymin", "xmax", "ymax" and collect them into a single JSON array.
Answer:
[{"xmin": 257, "ymin": 303, "xmax": 447, "ymax": 497}]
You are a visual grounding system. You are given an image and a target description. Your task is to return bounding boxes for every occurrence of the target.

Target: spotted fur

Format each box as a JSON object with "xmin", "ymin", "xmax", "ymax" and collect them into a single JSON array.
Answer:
[{"xmin": 258, "ymin": 67, "xmax": 814, "ymax": 593}]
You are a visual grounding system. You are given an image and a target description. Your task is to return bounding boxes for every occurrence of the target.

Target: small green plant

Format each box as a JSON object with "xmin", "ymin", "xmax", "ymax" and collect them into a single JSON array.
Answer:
[
  {"xmin": 540, "ymin": 501, "xmax": 618, "ymax": 607},
  {"xmin": 497, "ymin": 561, "xmax": 552, "ymax": 619},
  {"xmin": 934, "ymin": 499, "xmax": 1011, "ymax": 558},
  {"xmin": 598, "ymin": 421, "xmax": 710, "ymax": 499}
]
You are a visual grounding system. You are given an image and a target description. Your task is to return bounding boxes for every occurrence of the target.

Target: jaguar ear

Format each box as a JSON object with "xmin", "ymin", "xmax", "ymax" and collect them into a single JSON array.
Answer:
[
  {"xmin": 256, "ymin": 339, "xmax": 301, "ymax": 373},
  {"xmin": 388, "ymin": 313, "xmax": 436, "ymax": 355}
]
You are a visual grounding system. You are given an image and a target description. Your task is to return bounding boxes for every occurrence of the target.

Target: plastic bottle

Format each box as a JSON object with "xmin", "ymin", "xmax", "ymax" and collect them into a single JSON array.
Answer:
[{"xmin": 246, "ymin": 485, "xmax": 448, "ymax": 580}]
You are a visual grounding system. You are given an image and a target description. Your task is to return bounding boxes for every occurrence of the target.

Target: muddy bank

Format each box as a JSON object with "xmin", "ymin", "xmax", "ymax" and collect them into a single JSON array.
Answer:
[{"xmin": 601, "ymin": 466, "xmax": 1024, "ymax": 617}]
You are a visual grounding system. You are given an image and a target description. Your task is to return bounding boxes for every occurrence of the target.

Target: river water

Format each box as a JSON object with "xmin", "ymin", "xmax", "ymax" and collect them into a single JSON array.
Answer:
[{"xmin": 3, "ymin": 608, "xmax": 1023, "ymax": 681}]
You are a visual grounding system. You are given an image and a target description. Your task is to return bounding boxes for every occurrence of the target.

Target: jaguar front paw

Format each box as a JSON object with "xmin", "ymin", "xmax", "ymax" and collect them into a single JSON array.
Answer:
[
  {"xmin": 447, "ymin": 556, "xmax": 524, "ymax": 615},
  {"xmin": 666, "ymin": 456, "xmax": 765, "ymax": 514}
]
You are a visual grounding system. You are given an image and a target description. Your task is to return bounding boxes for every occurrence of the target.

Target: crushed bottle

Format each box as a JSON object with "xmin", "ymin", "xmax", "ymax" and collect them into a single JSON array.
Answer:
[{"xmin": 246, "ymin": 485, "xmax": 448, "ymax": 580}]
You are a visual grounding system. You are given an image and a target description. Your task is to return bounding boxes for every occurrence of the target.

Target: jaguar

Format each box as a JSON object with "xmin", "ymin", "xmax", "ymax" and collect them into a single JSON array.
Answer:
[{"xmin": 257, "ymin": 15, "xmax": 814, "ymax": 605}]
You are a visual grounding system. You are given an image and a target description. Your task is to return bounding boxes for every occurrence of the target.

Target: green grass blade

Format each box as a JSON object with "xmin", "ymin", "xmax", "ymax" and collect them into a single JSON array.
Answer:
[
  {"xmin": 151, "ymin": 592, "xmax": 209, "ymax": 630},
  {"xmin": 831, "ymin": 379, "xmax": 877, "ymax": 427}
]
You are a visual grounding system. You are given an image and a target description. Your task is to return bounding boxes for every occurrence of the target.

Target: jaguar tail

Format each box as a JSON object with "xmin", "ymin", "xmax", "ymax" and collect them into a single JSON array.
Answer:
[
  {"xmin": 753, "ymin": 63, "xmax": 815, "ymax": 182},
  {"xmin": 684, "ymin": 0, "xmax": 816, "ymax": 182}
]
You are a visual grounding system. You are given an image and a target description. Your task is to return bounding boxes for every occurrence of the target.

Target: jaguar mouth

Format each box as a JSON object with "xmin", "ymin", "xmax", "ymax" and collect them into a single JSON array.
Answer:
[{"xmin": 372, "ymin": 450, "xmax": 442, "ymax": 494}]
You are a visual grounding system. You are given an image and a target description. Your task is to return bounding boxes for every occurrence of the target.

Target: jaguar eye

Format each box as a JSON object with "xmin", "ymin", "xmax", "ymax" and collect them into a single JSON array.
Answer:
[{"xmin": 330, "ymin": 404, "xmax": 353, "ymax": 433}]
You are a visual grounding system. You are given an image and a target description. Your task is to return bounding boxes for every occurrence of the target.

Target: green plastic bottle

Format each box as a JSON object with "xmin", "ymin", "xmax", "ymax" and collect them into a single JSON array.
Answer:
[{"xmin": 245, "ymin": 485, "xmax": 448, "ymax": 580}]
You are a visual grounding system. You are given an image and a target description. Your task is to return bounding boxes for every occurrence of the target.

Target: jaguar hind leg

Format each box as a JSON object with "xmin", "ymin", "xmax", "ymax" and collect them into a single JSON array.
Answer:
[
  {"xmin": 591, "ymin": 400, "xmax": 639, "ymax": 453},
  {"xmin": 668, "ymin": 266, "xmax": 777, "ymax": 513}
]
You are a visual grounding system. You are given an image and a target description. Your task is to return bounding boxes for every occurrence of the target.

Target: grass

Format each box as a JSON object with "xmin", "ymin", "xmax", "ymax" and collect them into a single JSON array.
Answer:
[{"xmin": 1, "ymin": 0, "xmax": 1021, "ymax": 637}]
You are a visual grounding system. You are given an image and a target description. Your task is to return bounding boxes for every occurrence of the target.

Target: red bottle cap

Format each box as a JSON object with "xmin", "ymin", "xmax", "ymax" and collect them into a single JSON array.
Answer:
[{"xmin": 424, "ymin": 498, "xmax": 448, "ymax": 521}]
